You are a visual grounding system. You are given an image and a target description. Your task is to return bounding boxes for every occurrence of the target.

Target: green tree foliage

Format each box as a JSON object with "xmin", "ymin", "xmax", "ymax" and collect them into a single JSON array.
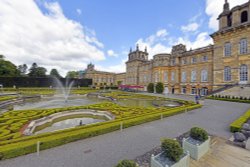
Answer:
[
  {"xmin": 147, "ymin": 83, "xmax": 154, "ymax": 93},
  {"xmin": 0, "ymin": 56, "xmax": 20, "ymax": 77},
  {"xmin": 28, "ymin": 63, "xmax": 47, "ymax": 77},
  {"xmin": 50, "ymin": 69, "xmax": 62, "ymax": 78},
  {"xmin": 161, "ymin": 138, "xmax": 183, "ymax": 162},
  {"xmin": 17, "ymin": 64, "xmax": 28, "ymax": 75},
  {"xmin": 115, "ymin": 160, "xmax": 137, "ymax": 167},
  {"xmin": 66, "ymin": 71, "xmax": 78, "ymax": 78},
  {"xmin": 156, "ymin": 82, "xmax": 164, "ymax": 94}
]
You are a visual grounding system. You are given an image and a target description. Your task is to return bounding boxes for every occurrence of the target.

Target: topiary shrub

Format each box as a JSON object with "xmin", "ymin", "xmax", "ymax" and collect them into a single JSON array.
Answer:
[
  {"xmin": 155, "ymin": 82, "xmax": 164, "ymax": 94},
  {"xmin": 190, "ymin": 127, "xmax": 208, "ymax": 142},
  {"xmin": 161, "ymin": 138, "xmax": 183, "ymax": 162},
  {"xmin": 115, "ymin": 159, "xmax": 137, "ymax": 167},
  {"xmin": 147, "ymin": 83, "xmax": 154, "ymax": 93}
]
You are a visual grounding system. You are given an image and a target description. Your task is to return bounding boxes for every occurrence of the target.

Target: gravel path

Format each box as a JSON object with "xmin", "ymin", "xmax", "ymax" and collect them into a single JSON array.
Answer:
[{"xmin": 0, "ymin": 94, "xmax": 249, "ymax": 167}]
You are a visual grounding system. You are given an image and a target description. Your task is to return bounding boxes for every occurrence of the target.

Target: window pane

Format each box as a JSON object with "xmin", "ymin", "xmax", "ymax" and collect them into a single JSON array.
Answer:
[
  {"xmin": 240, "ymin": 65, "xmax": 248, "ymax": 81},
  {"xmin": 224, "ymin": 67, "xmax": 231, "ymax": 81},
  {"xmin": 240, "ymin": 39, "xmax": 248, "ymax": 54}
]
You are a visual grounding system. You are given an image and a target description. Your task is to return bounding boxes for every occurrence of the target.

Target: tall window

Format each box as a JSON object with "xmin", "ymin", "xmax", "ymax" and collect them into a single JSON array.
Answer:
[
  {"xmin": 191, "ymin": 57, "xmax": 197, "ymax": 64},
  {"xmin": 171, "ymin": 59, "xmax": 176, "ymax": 66},
  {"xmin": 224, "ymin": 42, "xmax": 231, "ymax": 56},
  {"xmin": 154, "ymin": 72, "xmax": 159, "ymax": 82},
  {"xmin": 163, "ymin": 71, "xmax": 168, "ymax": 82},
  {"xmin": 201, "ymin": 70, "xmax": 208, "ymax": 82},
  {"xmin": 191, "ymin": 70, "xmax": 197, "ymax": 82},
  {"xmin": 202, "ymin": 55, "xmax": 208, "ymax": 62},
  {"xmin": 144, "ymin": 75, "xmax": 147, "ymax": 83},
  {"xmin": 239, "ymin": 38, "xmax": 248, "ymax": 54},
  {"xmin": 171, "ymin": 72, "xmax": 175, "ymax": 81},
  {"xmin": 182, "ymin": 58, "xmax": 187, "ymax": 65},
  {"xmin": 181, "ymin": 71, "xmax": 186, "ymax": 82},
  {"xmin": 240, "ymin": 65, "xmax": 248, "ymax": 81},
  {"xmin": 224, "ymin": 66, "xmax": 231, "ymax": 81},
  {"xmin": 241, "ymin": 11, "xmax": 248, "ymax": 23}
]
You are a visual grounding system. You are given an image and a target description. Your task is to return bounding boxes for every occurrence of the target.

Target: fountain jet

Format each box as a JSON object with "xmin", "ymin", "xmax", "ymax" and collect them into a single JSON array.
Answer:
[{"xmin": 54, "ymin": 78, "xmax": 74, "ymax": 102}]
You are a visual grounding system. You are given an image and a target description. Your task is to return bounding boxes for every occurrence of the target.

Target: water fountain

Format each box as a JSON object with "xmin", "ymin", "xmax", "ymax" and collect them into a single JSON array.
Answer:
[
  {"xmin": 54, "ymin": 78, "xmax": 75, "ymax": 102},
  {"xmin": 0, "ymin": 84, "xmax": 3, "ymax": 95}
]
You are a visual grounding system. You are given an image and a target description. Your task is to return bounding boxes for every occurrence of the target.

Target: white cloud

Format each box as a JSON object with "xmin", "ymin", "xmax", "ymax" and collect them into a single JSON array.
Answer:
[
  {"xmin": 76, "ymin": 8, "xmax": 82, "ymax": 15},
  {"xmin": 0, "ymin": 0, "xmax": 105, "ymax": 76},
  {"xmin": 176, "ymin": 32, "xmax": 213, "ymax": 50},
  {"xmin": 205, "ymin": 0, "xmax": 248, "ymax": 30},
  {"xmin": 95, "ymin": 59, "xmax": 126, "ymax": 73},
  {"xmin": 156, "ymin": 29, "xmax": 168, "ymax": 37},
  {"xmin": 136, "ymin": 29, "xmax": 171, "ymax": 59},
  {"xmin": 181, "ymin": 23, "xmax": 199, "ymax": 32},
  {"xmin": 136, "ymin": 29, "xmax": 213, "ymax": 59},
  {"xmin": 107, "ymin": 50, "xmax": 118, "ymax": 57}
]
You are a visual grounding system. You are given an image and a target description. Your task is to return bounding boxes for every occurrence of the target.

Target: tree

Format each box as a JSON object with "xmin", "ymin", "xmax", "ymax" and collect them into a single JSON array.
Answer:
[
  {"xmin": 0, "ymin": 58, "xmax": 20, "ymax": 77},
  {"xmin": 28, "ymin": 63, "xmax": 47, "ymax": 77},
  {"xmin": 115, "ymin": 160, "xmax": 137, "ymax": 167},
  {"xmin": 50, "ymin": 69, "xmax": 61, "ymax": 78},
  {"xmin": 156, "ymin": 82, "xmax": 164, "ymax": 94},
  {"xmin": 147, "ymin": 83, "xmax": 154, "ymax": 93},
  {"xmin": 17, "ymin": 64, "xmax": 28, "ymax": 75},
  {"xmin": 0, "ymin": 55, "xmax": 4, "ymax": 59},
  {"xmin": 66, "ymin": 71, "xmax": 78, "ymax": 78}
]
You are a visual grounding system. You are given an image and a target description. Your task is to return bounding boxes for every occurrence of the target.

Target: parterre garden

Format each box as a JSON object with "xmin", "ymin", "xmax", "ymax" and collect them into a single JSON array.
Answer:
[{"xmin": 0, "ymin": 89, "xmax": 201, "ymax": 160}]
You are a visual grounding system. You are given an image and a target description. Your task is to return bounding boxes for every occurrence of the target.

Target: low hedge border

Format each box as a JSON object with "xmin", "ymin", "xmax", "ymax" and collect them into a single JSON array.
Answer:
[
  {"xmin": 230, "ymin": 108, "xmax": 250, "ymax": 132},
  {"xmin": 0, "ymin": 104, "xmax": 201, "ymax": 160},
  {"xmin": 206, "ymin": 96, "xmax": 250, "ymax": 104}
]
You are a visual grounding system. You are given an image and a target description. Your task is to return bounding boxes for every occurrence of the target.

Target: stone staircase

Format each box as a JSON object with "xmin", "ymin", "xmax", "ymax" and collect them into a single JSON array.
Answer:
[{"xmin": 215, "ymin": 85, "xmax": 250, "ymax": 98}]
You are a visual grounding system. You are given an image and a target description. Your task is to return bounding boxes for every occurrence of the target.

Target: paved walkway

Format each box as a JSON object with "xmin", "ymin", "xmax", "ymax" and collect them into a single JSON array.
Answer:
[
  {"xmin": 191, "ymin": 137, "xmax": 250, "ymax": 167},
  {"xmin": 0, "ymin": 95, "xmax": 249, "ymax": 167}
]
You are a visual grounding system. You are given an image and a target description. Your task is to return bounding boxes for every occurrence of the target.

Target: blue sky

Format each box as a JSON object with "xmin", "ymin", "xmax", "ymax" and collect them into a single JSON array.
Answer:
[
  {"xmin": 0, "ymin": 0, "xmax": 248, "ymax": 75},
  {"xmin": 47, "ymin": 0, "xmax": 211, "ymax": 70}
]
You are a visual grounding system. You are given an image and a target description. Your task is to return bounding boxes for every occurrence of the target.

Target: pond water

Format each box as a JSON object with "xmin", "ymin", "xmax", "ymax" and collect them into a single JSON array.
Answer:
[
  {"xmin": 35, "ymin": 117, "xmax": 104, "ymax": 134},
  {"xmin": 10, "ymin": 95, "xmax": 180, "ymax": 111}
]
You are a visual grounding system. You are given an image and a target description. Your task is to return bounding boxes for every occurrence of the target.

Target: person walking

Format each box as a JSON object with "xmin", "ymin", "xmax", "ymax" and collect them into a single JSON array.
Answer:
[{"xmin": 195, "ymin": 94, "xmax": 199, "ymax": 104}]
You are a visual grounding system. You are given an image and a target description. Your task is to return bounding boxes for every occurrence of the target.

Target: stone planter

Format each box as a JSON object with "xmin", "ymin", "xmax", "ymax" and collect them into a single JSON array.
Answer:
[
  {"xmin": 151, "ymin": 151, "xmax": 190, "ymax": 167},
  {"xmin": 182, "ymin": 136, "xmax": 210, "ymax": 160}
]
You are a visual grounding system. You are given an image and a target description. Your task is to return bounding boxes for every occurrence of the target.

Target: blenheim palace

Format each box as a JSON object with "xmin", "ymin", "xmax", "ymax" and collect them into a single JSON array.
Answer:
[{"xmin": 83, "ymin": 0, "xmax": 250, "ymax": 96}]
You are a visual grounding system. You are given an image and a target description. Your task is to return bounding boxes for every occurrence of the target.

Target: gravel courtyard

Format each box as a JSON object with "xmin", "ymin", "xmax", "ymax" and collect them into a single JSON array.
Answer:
[{"xmin": 0, "ymin": 95, "xmax": 249, "ymax": 167}]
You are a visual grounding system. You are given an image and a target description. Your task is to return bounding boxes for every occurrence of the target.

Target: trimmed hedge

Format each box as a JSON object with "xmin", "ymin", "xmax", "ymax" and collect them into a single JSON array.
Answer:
[
  {"xmin": 190, "ymin": 127, "xmax": 208, "ymax": 142},
  {"xmin": 207, "ymin": 96, "xmax": 250, "ymax": 104},
  {"xmin": 0, "ymin": 104, "xmax": 201, "ymax": 160},
  {"xmin": 230, "ymin": 109, "xmax": 250, "ymax": 132},
  {"xmin": 161, "ymin": 138, "xmax": 183, "ymax": 162}
]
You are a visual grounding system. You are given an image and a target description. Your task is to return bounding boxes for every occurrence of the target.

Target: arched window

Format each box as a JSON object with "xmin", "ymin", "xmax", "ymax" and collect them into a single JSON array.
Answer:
[
  {"xmin": 227, "ymin": 14, "xmax": 232, "ymax": 27},
  {"xmin": 224, "ymin": 66, "xmax": 231, "ymax": 81},
  {"xmin": 240, "ymin": 65, "xmax": 248, "ymax": 81},
  {"xmin": 241, "ymin": 11, "xmax": 248, "ymax": 23},
  {"xmin": 201, "ymin": 70, "xmax": 208, "ymax": 82},
  {"xmin": 163, "ymin": 71, "xmax": 168, "ymax": 82},
  {"xmin": 191, "ymin": 70, "xmax": 197, "ymax": 82},
  {"xmin": 181, "ymin": 71, "xmax": 186, "ymax": 82}
]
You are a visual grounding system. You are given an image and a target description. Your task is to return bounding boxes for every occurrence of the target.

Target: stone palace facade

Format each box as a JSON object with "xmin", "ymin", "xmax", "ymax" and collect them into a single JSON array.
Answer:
[{"xmin": 83, "ymin": 0, "xmax": 250, "ymax": 95}]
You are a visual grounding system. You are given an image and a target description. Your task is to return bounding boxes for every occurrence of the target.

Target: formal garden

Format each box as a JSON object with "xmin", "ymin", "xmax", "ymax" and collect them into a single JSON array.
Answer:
[{"xmin": 0, "ymin": 87, "xmax": 201, "ymax": 160}]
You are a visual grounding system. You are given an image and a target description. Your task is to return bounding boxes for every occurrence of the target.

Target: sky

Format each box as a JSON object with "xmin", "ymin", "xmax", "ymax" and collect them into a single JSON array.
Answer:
[{"xmin": 0, "ymin": 0, "xmax": 248, "ymax": 76}]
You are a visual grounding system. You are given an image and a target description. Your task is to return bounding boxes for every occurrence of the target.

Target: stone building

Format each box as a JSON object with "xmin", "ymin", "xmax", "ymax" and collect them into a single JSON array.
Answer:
[
  {"xmin": 211, "ymin": 0, "xmax": 250, "ymax": 89},
  {"xmin": 83, "ymin": 63, "xmax": 126, "ymax": 87},
  {"xmin": 83, "ymin": 0, "xmax": 249, "ymax": 95}
]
